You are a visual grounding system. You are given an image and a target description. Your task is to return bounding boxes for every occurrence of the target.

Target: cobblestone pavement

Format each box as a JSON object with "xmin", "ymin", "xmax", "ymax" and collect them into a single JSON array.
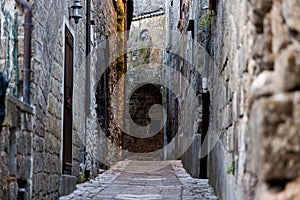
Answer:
[{"xmin": 60, "ymin": 160, "xmax": 218, "ymax": 200}]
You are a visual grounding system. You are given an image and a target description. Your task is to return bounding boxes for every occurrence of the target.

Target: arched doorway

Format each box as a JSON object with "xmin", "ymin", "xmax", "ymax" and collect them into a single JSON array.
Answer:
[{"xmin": 122, "ymin": 83, "xmax": 164, "ymax": 159}]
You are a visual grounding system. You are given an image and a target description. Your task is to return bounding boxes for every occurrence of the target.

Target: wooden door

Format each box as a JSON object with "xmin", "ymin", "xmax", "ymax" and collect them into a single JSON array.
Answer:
[{"xmin": 63, "ymin": 27, "xmax": 73, "ymax": 174}]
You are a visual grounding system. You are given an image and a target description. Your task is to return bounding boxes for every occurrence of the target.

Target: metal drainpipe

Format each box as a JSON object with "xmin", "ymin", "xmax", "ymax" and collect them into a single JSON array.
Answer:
[
  {"xmin": 86, "ymin": 0, "xmax": 91, "ymax": 111},
  {"xmin": 15, "ymin": 0, "xmax": 32, "ymax": 105},
  {"xmin": 84, "ymin": 0, "xmax": 91, "ymax": 168}
]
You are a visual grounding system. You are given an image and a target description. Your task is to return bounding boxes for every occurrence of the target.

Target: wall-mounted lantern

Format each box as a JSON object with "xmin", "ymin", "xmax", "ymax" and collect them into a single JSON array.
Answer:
[{"xmin": 69, "ymin": 0, "xmax": 83, "ymax": 24}]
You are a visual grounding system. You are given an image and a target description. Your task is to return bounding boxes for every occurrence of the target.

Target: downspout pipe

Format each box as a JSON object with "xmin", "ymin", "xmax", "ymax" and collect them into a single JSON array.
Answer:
[
  {"xmin": 84, "ymin": 0, "xmax": 91, "ymax": 170},
  {"xmin": 15, "ymin": 0, "xmax": 32, "ymax": 105}
]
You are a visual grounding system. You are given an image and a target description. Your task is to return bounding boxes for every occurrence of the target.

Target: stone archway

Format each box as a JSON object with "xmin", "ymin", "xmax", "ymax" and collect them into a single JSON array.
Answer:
[{"xmin": 122, "ymin": 83, "xmax": 164, "ymax": 157}]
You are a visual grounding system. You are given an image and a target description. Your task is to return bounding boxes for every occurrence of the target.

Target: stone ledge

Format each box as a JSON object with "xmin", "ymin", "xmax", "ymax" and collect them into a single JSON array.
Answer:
[
  {"xmin": 6, "ymin": 94, "xmax": 34, "ymax": 114},
  {"xmin": 59, "ymin": 175, "xmax": 77, "ymax": 197},
  {"xmin": 2, "ymin": 94, "xmax": 34, "ymax": 130},
  {"xmin": 132, "ymin": 10, "xmax": 164, "ymax": 21}
]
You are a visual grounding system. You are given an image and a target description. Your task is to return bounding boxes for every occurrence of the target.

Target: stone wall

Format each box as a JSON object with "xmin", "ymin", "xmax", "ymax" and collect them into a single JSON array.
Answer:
[
  {"xmin": 94, "ymin": 0, "xmax": 128, "ymax": 167},
  {"xmin": 1, "ymin": 95, "xmax": 34, "ymax": 199},
  {"xmin": 0, "ymin": 1, "xmax": 39, "ymax": 199},
  {"xmin": 207, "ymin": 0, "xmax": 300, "ymax": 199},
  {"xmin": 123, "ymin": 84, "xmax": 164, "ymax": 156},
  {"xmin": 133, "ymin": 0, "xmax": 164, "ymax": 16},
  {"xmin": 164, "ymin": 0, "xmax": 204, "ymax": 178},
  {"xmin": 124, "ymin": 11, "xmax": 165, "ymax": 160},
  {"xmin": 0, "ymin": 0, "xmax": 24, "ymax": 97},
  {"xmin": 30, "ymin": 0, "xmax": 126, "ymax": 197},
  {"xmin": 0, "ymin": 0, "xmax": 120, "ymax": 199},
  {"xmin": 30, "ymin": 0, "xmax": 88, "ymax": 198}
]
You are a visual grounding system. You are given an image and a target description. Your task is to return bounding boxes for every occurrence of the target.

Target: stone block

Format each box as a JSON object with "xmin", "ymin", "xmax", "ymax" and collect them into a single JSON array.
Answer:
[
  {"xmin": 282, "ymin": 0, "xmax": 300, "ymax": 33},
  {"xmin": 52, "ymin": 62, "xmax": 63, "ymax": 82},
  {"xmin": 275, "ymin": 46, "xmax": 300, "ymax": 92},
  {"xmin": 250, "ymin": 94, "xmax": 300, "ymax": 182},
  {"xmin": 270, "ymin": 2, "xmax": 291, "ymax": 55},
  {"xmin": 25, "ymin": 132, "xmax": 32, "ymax": 155},
  {"xmin": 33, "ymin": 153, "xmax": 43, "ymax": 173},
  {"xmin": 33, "ymin": 173, "xmax": 44, "ymax": 194},
  {"xmin": 257, "ymin": 176, "xmax": 300, "ymax": 200},
  {"xmin": 33, "ymin": 136, "xmax": 44, "ymax": 153},
  {"xmin": 59, "ymin": 175, "xmax": 77, "ymax": 196},
  {"xmin": 17, "ymin": 133, "xmax": 26, "ymax": 155},
  {"xmin": 251, "ymin": 0, "xmax": 272, "ymax": 32},
  {"xmin": 47, "ymin": 93, "xmax": 58, "ymax": 116},
  {"xmin": 50, "ymin": 78, "xmax": 61, "ymax": 99},
  {"xmin": 250, "ymin": 71, "xmax": 276, "ymax": 99},
  {"xmin": 223, "ymin": 103, "xmax": 233, "ymax": 129},
  {"xmin": 16, "ymin": 157, "xmax": 31, "ymax": 180},
  {"xmin": 43, "ymin": 154, "xmax": 51, "ymax": 173}
]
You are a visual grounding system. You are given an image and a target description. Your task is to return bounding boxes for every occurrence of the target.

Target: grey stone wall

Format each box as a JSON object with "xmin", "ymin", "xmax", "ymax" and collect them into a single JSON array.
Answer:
[
  {"xmin": 0, "ymin": 0, "xmax": 24, "ymax": 97},
  {"xmin": 164, "ymin": 0, "xmax": 203, "ymax": 178},
  {"xmin": 124, "ymin": 12, "xmax": 165, "ymax": 160},
  {"xmin": 1, "ymin": 0, "xmax": 117, "ymax": 199},
  {"xmin": 207, "ymin": 0, "xmax": 300, "ymax": 199},
  {"xmin": 1, "ymin": 95, "xmax": 34, "ymax": 200},
  {"xmin": 93, "ymin": 0, "xmax": 128, "ymax": 167},
  {"xmin": 123, "ymin": 84, "xmax": 164, "ymax": 156},
  {"xmin": 30, "ymin": 0, "xmax": 88, "ymax": 198},
  {"xmin": 133, "ymin": 0, "xmax": 165, "ymax": 16}
]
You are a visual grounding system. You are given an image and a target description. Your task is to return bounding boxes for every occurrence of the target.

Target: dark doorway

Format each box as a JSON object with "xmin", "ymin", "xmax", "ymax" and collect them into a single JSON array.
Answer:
[
  {"xmin": 123, "ymin": 84, "xmax": 164, "ymax": 154},
  {"xmin": 63, "ymin": 26, "xmax": 74, "ymax": 175}
]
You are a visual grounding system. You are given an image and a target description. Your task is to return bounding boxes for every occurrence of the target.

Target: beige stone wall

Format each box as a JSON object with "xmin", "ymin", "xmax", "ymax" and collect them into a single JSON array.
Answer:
[
  {"xmin": 93, "ymin": 0, "xmax": 128, "ymax": 167},
  {"xmin": 0, "ymin": 0, "xmax": 130, "ymax": 198},
  {"xmin": 123, "ymin": 1, "xmax": 165, "ymax": 160},
  {"xmin": 30, "ymin": 0, "xmax": 88, "ymax": 198},
  {"xmin": 1, "ymin": 0, "xmax": 111, "ymax": 199},
  {"xmin": 208, "ymin": 0, "xmax": 300, "ymax": 199}
]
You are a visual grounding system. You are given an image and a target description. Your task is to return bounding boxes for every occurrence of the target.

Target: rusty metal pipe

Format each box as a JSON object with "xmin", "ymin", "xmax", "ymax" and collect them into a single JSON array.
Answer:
[{"xmin": 15, "ymin": 0, "xmax": 32, "ymax": 104}]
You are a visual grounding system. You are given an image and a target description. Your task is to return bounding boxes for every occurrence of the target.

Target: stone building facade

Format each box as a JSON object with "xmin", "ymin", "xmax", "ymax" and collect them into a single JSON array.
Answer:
[
  {"xmin": 164, "ymin": 0, "xmax": 204, "ymax": 178},
  {"xmin": 207, "ymin": 0, "xmax": 300, "ymax": 199},
  {"xmin": 1, "ymin": 0, "xmax": 299, "ymax": 199},
  {"xmin": 123, "ymin": 0, "xmax": 165, "ymax": 160},
  {"xmin": 0, "ymin": 0, "xmax": 128, "ymax": 199},
  {"xmin": 95, "ymin": 0, "xmax": 130, "ymax": 168},
  {"xmin": 164, "ymin": 0, "xmax": 300, "ymax": 199}
]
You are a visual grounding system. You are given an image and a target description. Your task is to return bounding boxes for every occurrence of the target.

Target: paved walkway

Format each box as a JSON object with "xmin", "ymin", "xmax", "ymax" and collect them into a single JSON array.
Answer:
[{"xmin": 60, "ymin": 160, "xmax": 218, "ymax": 200}]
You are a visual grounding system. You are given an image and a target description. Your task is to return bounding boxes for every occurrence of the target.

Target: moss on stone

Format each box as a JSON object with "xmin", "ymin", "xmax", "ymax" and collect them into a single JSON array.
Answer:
[
  {"xmin": 226, "ymin": 161, "xmax": 235, "ymax": 175},
  {"xmin": 199, "ymin": 12, "xmax": 215, "ymax": 31}
]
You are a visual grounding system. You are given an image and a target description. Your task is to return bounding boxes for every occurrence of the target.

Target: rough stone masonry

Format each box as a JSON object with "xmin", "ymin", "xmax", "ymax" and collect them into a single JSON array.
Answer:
[
  {"xmin": 0, "ymin": 0, "xmax": 128, "ymax": 199},
  {"xmin": 208, "ymin": 0, "xmax": 300, "ymax": 199}
]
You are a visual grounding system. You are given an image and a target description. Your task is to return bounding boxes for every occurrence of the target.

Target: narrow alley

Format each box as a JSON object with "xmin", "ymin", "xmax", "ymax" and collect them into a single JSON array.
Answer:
[
  {"xmin": 60, "ymin": 160, "xmax": 217, "ymax": 200},
  {"xmin": 1, "ymin": 0, "xmax": 300, "ymax": 200}
]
